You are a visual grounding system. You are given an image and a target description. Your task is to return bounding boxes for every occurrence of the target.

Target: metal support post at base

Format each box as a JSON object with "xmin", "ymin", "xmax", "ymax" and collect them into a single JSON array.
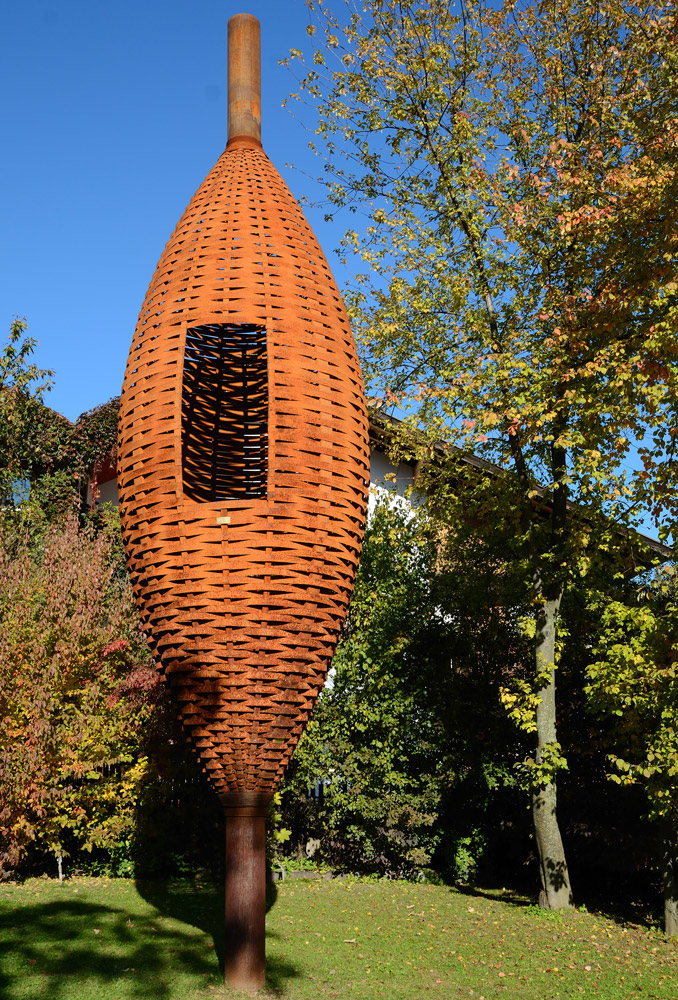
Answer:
[{"xmin": 224, "ymin": 805, "xmax": 267, "ymax": 992}]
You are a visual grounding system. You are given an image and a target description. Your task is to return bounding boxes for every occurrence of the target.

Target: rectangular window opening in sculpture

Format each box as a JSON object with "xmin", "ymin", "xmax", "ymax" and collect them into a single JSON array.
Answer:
[{"xmin": 182, "ymin": 323, "xmax": 268, "ymax": 501}]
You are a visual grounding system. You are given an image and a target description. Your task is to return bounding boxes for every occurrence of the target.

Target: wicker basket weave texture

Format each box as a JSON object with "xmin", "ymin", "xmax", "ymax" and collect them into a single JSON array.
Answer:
[{"xmin": 118, "ymin": 139, "xmax": 369, "ymax": 803}]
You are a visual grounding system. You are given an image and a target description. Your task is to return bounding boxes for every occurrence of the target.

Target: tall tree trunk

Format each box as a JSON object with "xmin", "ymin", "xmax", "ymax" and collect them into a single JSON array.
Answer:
[
  {"xmin": 661, "ymin": 825, "xmax": 678, "ymax": 937},
  {"xmin": 532, "ymin": 594, "xmax": 574, "ymax": 910}
]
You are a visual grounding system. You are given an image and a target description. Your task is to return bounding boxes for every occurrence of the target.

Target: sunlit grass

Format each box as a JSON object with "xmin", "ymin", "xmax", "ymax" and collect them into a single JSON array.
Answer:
[{"xmin": 0, "ymin": 876, "xmax": 675, "ymax": 998}]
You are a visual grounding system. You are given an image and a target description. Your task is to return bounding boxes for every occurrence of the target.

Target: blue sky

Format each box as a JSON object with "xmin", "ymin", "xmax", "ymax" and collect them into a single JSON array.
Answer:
[{"xmin": 2, "ymin": 0, "xmax": 344, "ymax": 421}]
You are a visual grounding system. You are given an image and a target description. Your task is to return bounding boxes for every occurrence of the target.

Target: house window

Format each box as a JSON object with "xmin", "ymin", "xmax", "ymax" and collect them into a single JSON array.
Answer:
[{"xmin": 182, "ymin": 323, "xmax": 268, "ymax": 501}]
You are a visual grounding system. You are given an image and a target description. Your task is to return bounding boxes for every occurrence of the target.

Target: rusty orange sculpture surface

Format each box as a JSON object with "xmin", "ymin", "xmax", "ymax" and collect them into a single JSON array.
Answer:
[
  {"xmin": 118, "ymin": 14, "xmax": 368, "ymax": 989},
  {"xmin": 118, "ymin": 16, "xmax": 369, "ymax": 813}
]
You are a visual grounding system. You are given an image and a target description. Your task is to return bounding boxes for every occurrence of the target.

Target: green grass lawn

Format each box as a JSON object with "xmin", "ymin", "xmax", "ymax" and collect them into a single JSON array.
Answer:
[{"xmin": 0, "ymin": 875, "xmax": 675, "ymax": 999}]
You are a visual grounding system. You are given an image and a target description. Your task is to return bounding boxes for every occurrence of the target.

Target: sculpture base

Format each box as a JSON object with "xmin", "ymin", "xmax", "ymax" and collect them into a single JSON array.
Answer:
[{"xmin": 224, "ymin": 796, "xmax": 270, "ymax": 992}]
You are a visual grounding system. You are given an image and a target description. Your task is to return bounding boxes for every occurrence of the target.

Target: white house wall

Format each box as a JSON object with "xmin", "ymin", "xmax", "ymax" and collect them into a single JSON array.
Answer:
[{"xmin": 93, "ymin": 446, "xmax": 420, "ymax": 512}]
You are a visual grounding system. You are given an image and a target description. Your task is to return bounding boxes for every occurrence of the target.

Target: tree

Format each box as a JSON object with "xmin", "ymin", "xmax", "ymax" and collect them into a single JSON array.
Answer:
[
  {"xmin": 0, "ymin": 511, "xmax": 162, "ymax": 875},
  {"xmin": 284, "ymin": 493, "xmax": 525, "ymax": 878},
  {"xmin": 0, "ymin": 320, "xmax": 123, "ymax": 529},
  {"xmin": 287, "ymin": 496, "xmax": 446, "ymax": 874},
  {"xmin": 586, "ymin": 569, "xmax": 678, "ymax": 935},
  {"xmin": 0, "ymin": 346, "xmax": 226, "ymax": 879},
  {"xmin": 0, "ymin": 319, "xmax": 98, "ymax": 531},
  {"xmin": 289, "ymin": 0, "xmax": 678, "ymax": 907},
  {"xmin": 0, "ymin": 319, "xmax": 57, "ymax": 506}
]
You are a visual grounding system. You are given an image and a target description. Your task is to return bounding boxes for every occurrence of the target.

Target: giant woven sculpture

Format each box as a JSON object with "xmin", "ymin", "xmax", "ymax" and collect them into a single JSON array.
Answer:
[{"xmin": 117, "ymin": 13, "xmax": 368, "ymax": 991}]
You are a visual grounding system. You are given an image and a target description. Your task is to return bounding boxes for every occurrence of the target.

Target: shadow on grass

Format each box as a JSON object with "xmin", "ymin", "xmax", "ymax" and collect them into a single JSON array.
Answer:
[
  {"xmin": 0, "ymin": 882, "xmax": 301, "ymax": 1000},
  {"xmin": 455, "ymin": 883, "xmax": 535, "ymax": 908},
  {"xmin": 136, "ymin": 878, "xmax": 302, "ymax": 993},
  {"xmin": 136, "ymin": 879, "xmax": 280, "ymax": 965},
  {"xmin": 454, "ymin": 880, "xmax": 661, "ymax": 931},
  {"xmin": 0, "ymin": 896, "xmax": 216, "ymax": 1000}
]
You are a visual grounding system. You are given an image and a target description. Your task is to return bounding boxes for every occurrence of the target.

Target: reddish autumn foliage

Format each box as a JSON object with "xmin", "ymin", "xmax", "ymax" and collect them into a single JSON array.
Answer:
[{"xmin": 0, "ymin": 513, "xmax": 166, "ymax": 876}]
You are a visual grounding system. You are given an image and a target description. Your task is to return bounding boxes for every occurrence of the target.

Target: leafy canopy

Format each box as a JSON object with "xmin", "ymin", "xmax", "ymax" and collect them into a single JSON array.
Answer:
[
  {"xmin": 0, "ymin": 319, "xmax": 56, "ymax": 504},
  {"xmin": 586, "ymin": 567, "xmax": 678, "ymax": 826},
  {"xmin": 289, "ymin": 0, "xmax": 678, "ymax": 536}
]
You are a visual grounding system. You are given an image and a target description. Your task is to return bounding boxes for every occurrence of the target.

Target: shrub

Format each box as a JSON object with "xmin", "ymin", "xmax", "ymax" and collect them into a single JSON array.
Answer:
[{"xmin": 0, "ymin": 512, "xmax": 162, "ymax": 876}]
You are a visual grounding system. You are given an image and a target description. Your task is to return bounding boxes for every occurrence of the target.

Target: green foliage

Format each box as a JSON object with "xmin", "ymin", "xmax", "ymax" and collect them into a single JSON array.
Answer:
[
  {"xmin": 586, "ymin": 571, "xmax": 678, "ymax": 825},
  {"xmin": 0, "ymin": 320, "xmax": 121, "ymax": 526},
  {"xmin": 283, "ymin": 496, "xmax": 519, "ymax": 877},
  {"xmin": 71, "ymin": 396, "xmax": 120, "ymax": 490},
  {"xmin": 444, "ymin": 829, "xmax": 486, "ymax": 884},
  {"xmin": 291, "ymin": 0, "xmax": 678, "ymax": 905},
  {"xmin": 267, "ymin": 791, "xmax": 292, "ymax": 861},
  {"xmin": 518, "ymin": 740, "xmax": 570, "ymax": 792},
  {"xmin": 0, "ymin": 319, "xmax": 56, "ymax": 507},
  {"xmin": 291, "ymin": 1, "xmax": 678, "ymax": 528},
  {"xmin": 285, "ymin": 498, "xmax": 444, "ymax": 873}
]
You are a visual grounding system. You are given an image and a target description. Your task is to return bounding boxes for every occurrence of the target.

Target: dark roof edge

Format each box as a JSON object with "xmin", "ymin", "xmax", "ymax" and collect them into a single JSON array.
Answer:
[{"xmin": 368, "ymin": 406, "xmax": 673, "ymax": 562}]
